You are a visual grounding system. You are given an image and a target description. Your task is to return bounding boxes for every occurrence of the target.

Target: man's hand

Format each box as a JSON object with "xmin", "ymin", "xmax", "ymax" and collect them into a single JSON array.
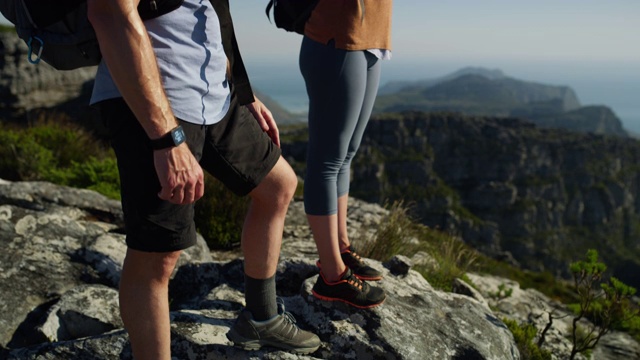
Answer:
[
  {"xmin": 154, "ymin": 144, "xmax": 205, "ymax": 204},
  {"xmin": 246, "ymin": 97, "xmax": 280, "ymax": 147}
]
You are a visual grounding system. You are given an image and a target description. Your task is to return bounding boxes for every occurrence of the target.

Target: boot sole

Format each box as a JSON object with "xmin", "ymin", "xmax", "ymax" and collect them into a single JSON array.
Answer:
[
  {"xmin": 312, "ymin": 290, "xmax": 385, "ymax": 309},
  {"xmin": 353, "ymin": 274, "xmax": 383, "ymax": 281},
  {"xmin": 226, "ymin": 332, "xmax": 320, "ymax": 354}
]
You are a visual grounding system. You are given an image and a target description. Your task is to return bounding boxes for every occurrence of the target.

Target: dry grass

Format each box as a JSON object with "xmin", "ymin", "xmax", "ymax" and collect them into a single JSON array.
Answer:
[{"xmin": 354, "ymin": 201, "xmax": 480, "ymax": 291}]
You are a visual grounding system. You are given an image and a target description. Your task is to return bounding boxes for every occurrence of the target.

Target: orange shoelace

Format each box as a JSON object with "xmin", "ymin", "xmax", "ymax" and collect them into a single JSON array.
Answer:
[{"xmin": 346, "ymin": 276, "xmax": 363, "ymax": 291}]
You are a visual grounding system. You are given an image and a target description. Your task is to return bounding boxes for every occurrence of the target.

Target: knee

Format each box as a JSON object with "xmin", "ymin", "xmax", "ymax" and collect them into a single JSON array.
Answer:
[
  {"xmin": 271, "ymin": 165, "xmax": 298, "ymax": 209},
  {"xmin": 122, "ymin": 249, "xmax": 182, "ymax": 284},
  {"xmin": 252, "ymin": 159, "xmax": 297, "ymax": 209}
]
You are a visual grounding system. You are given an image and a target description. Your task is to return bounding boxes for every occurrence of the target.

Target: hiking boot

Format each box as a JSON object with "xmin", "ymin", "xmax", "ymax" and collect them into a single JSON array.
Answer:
[
  {"xmin": 340, "ymin": 246, "xmax": 383, "ymax": 281},
  {"xmin": 226, "ymin": 298, "xmax": 321, "ymax": 354},
  {"xmin": 312, "ymin": 268, "xmax": 386, "ymax": 309}
]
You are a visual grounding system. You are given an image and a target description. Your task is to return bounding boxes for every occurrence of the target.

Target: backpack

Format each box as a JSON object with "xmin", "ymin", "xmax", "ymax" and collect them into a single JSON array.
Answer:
[
  {"xmin": 265, "ymin": 0, "xmax": 319, "ymax": 35},
  {"xmin": 0, "ymin": 0, "xmax": 183, "ymax": 71}
]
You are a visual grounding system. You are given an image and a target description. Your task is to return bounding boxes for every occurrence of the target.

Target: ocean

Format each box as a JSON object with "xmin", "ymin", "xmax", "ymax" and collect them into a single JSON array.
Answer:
[{"xmin": 244, "ymin": 59, "xmax": 640, "ymax": 134}]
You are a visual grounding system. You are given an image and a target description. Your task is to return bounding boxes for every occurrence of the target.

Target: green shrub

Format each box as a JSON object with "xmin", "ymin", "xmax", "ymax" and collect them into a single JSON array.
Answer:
[
  {"xmin": 567, "ymin": 249, "xmax": 639, "ymax": 359},
  {"xmin": 0, "ymin": 130, "xmax": 55, "ymax": 180},
  {"xmin": 0, "ymin": 120, "xmax": 118, "ymax": 199},
  {"xmin": 194, "ymin": 174, "xmax": 249, "ymax": 249},
  {"xmin": 503, "ymin": 318, "xmax": 552, "ymax": 360},
  {"xmin": 478, "ymin": 259, "xmax": 577, "ymax": 304},
  {"xmin": 44, "ymin": 157, "xmax": 121, "ymax": 200}
]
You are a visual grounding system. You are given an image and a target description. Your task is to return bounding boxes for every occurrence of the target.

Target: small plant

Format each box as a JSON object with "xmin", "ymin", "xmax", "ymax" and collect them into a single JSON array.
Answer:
[
  {"xmin": 490, "ymin": 283, "xmax": 513, "ymax": 300},
  {"xmin": 424, "ymin": 233, "xmax": 479, "ymax": 291},
  {"xmin": 503, "ymin": 318, "xmax": 552, "ymax": 360},
  {"xmin": 356, "ymin": 201, "xmax": 479, "ymax": 292},
  {"xmin": 567, "ymin": 249, "xmax": 638, "ymax": 359},
  {"xmin": 358, "ymin": 201, "xmax": 421, "ymax": 262}
]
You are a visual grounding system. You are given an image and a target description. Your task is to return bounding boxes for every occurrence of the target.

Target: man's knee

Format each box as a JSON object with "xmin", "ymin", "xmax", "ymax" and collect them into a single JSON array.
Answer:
[
  {"xmin": 122, "ymin": 248, "xmax": 182, "ymax": 283},
  {"xmin": 251, "ymin": 157, "xmax": 297, "ymax": 207}
]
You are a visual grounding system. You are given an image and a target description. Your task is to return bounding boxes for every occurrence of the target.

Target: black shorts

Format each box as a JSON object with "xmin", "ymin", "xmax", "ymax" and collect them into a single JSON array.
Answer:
[{"xmin": 98, "ymin": 93, "xmax": 281, "ymax": 252}]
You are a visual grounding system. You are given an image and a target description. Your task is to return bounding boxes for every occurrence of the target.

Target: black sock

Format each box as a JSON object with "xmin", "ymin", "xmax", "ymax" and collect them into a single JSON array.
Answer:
[{"xmin": 244, "ymin": 274, "xmax": 277, "ymax": 321}]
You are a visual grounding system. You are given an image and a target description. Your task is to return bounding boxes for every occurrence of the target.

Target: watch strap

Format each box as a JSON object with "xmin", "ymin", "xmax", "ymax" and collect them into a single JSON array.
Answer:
[{"xmin": 150, "ymin": 125, "xmax": 185, "ymax": 150}]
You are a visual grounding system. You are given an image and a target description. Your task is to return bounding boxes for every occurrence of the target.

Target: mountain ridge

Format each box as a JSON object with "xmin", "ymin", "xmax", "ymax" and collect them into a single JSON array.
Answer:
[{"xmin": 375, "ymin": 67, "xmax": 627, "ymax": 137}]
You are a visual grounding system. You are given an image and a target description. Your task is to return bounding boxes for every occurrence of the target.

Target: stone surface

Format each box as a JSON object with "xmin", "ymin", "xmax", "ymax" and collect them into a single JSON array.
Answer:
[
  {"xmin": 0, "ymin": 179, "xmax": 521, "ymax": 359},
  {"xmin": 0, "ymin": 32, "xmax": 97, "ymax": 122},
  {"xmin": 466, "ymin": 272, "xmax": 640, "ymax": 360}
]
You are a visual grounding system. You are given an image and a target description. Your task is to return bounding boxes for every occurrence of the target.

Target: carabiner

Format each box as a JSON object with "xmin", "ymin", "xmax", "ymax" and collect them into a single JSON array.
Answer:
[{"xmin": 27, "ymin": 36, "xmax": 44, "ymax": 65}]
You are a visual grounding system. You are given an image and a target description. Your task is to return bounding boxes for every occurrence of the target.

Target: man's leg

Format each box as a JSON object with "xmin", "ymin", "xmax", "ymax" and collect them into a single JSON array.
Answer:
[
  {"xmin": 197, "ymin": 91, "xmax": 319, "ymax": 353},
  {"xmin": 241, "ymin": 156, "xmax": 296, "ymax": 320},
  {"xmin": 119, "ymin": 249, "xmax": 182, "ymax": 360},
  {"xmin": 243, "ymin": 156, "xmax": 296, "ymax": 280},
  {"xmin": 98, "ymin": 98, "xmax": 205, "ymax": 359}
]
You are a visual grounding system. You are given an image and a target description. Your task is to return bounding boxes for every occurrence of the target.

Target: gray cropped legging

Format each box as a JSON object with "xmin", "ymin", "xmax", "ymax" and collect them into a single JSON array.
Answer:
[{"xmin": 299, "ymin": 36, "xmax": 382, "ymax": 216}]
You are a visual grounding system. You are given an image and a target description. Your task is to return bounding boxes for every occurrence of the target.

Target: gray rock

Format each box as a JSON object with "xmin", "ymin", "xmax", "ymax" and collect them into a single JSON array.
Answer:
[
  {"xmin": 451, "ymin": 278, "xmax": 490, "ymax": 310},
  {"xmin": 383, "ymin": 254, "xmax": 413, "ymax": 276},
  {"xmin": 1, "ymin": 179, "xmax": 523, "ymax": 359},
  {"xmin": 466, "ymin": 272, "xmax": 640, "ymax": 360},
  {"xmin": 39, "ymin": 285, "xmax": 122, "ymax": 342},
  {"xmin": 0, "ymin": 32, "xmax": 97, "ymax": 120}
]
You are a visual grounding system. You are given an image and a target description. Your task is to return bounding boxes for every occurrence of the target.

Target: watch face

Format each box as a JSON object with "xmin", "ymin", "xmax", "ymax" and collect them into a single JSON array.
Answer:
[{"xmin": 172, "ymin": 127, "xmax": 186, "ymax": 145}]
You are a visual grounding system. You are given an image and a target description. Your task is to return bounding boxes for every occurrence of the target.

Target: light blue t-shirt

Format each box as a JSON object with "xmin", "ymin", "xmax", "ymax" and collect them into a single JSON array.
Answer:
[{"xmin": 90, "ymin": 0, "xmax": 230, "ymax": 125}]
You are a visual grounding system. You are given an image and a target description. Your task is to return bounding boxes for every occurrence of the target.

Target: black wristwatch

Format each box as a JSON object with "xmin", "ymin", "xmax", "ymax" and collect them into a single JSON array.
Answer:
[{"xmin": 150, "ymin": 125, "xmax": 186, "ymax": 150}]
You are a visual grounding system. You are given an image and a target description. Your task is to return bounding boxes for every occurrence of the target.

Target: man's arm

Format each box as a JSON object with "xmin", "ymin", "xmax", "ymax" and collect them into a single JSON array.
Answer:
[{"xmin": 87, "ymin": 0, "xmax": 204, "ymax": 204}]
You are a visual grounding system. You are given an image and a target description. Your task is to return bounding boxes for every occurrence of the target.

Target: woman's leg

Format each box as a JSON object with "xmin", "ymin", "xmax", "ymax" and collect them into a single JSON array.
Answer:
[
  {"xmin": 299, "ymin": 38, "xmax": 385, "ymax": 307},
  {"xmin": 337, "ymin": 52, "xmax": 382, "ymax": 251},
  {"xmin": 300, "ymin": 37, "xmax": 367, "ymax": 280}
]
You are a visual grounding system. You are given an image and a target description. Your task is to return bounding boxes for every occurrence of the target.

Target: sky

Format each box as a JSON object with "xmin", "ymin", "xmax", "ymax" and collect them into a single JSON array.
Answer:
[
  {"xmin": 228, "ymin": 0, "xmax": 640, "ymax": 79},
  {"xmin": 3, "ymin": 1, "xmax": 637, "ymax": 67},
  {"xmin": 229, "ymin": 0, "xmax": 640, "ymax": 130},
  {"xmin": 2, "ymin": 1, "xmax": 639, "ymax": 126}
]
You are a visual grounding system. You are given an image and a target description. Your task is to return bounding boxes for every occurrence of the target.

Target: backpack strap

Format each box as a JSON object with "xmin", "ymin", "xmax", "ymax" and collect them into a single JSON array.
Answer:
[{"xmin": 209, "ymin": 0, "xmax": 254, "ymax": 106}]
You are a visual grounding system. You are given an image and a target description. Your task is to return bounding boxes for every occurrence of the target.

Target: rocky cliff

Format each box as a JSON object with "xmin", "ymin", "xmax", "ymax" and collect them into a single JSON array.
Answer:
[
  {"xmin": 0, "ymin": 31, "xmax": 97, "ymax": 123},
  {"xmin": 2, "ymin": 179, "xmax": 638, "ymax": 359},
  {"xmin": 282, "ymin": 111, "xmax": 640, "ymax": 290},
  {"xmin": 355, "ymin": 112, "xmax": 640, "ymax": 286},
  {"xmin": 0, "ymin": 179, "xmax": 521, "ymax": 359}
]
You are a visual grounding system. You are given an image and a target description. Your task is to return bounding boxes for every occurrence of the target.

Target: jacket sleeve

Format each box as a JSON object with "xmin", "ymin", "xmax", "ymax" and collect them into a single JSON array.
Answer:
[{"xmin": 210, "ymin": 0, "xmax": 255, "ymax": 105}]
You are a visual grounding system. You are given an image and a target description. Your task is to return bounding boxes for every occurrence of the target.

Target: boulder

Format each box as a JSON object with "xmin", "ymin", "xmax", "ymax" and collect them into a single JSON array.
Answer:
[{"xmin": 0, "ymin": 179, "xmax": 521, "ymax": 359}]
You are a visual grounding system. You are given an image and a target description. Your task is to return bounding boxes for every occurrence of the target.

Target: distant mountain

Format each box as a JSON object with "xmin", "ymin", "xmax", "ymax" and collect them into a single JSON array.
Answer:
[
  {"xmin": 375, "ymin": 67, "xmax": 627, "ymax": 137},
  {"xmin": 532, "ymin": 105, "xmax": 627, "ymax": 136},
  {"xmin": 378, "ymin": 66, "xmax": 507, "ymax": 95},
  {"xmin": 253, "ymin": 90, "xmax": 306, "ymax": 125}
]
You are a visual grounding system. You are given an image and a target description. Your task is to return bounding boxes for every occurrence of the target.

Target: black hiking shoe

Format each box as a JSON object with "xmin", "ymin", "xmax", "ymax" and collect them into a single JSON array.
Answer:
[
  {"xmin": 226, "ymin": 298, "xmax": 321, "ymax": 354},
  {"xmin": 312, "ymin": 268, "xmax": 386, "ymax": 309},
  {"xmin": 340, "ymin": 246, "xmax": 383, "ymax": 281}
]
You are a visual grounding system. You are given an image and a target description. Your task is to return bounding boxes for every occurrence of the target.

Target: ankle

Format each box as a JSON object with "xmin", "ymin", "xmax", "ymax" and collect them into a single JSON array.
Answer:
[
  {"xmin": 339, "ymin": 244, "xmax": 351, "ymax": 254},
  {"xmin": 322, "ymin": 266, "xmax": 348, "ymax": 283}
]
